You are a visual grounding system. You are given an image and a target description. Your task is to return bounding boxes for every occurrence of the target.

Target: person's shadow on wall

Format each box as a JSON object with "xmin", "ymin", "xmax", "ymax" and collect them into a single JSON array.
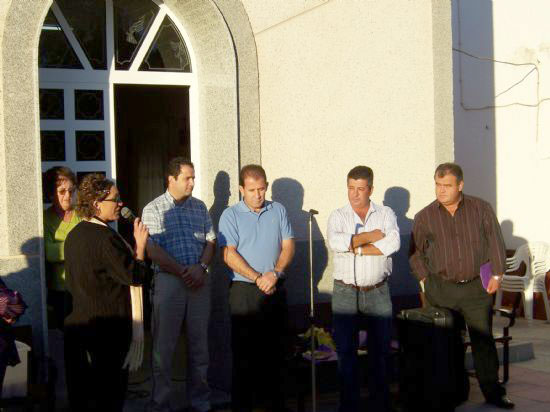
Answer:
[
  {"xmin": 271, "ymin": 178, "xmax": 330, "ymax": 329},
  {"xmin": 209, "ymin": 171, "xmax": 231, "ymax": 234},
  {"xmin": 383, "ymin": 187, "xmax": 421, "ymax": 310},
  {"xmin": 500, "ymin": 219, "xmax": 527, "ymax": 251},
  {"xmin": 207, "ymin": 171, "xmax": 232, "ymax": 392},
  {"xmin": 3, "ymin": 237, "xmax": 45, "ymax": 359}
]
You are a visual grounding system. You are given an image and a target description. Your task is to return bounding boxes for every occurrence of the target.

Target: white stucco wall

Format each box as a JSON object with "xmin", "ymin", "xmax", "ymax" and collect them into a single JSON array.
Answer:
[
  {"xmin": 239, "ymin": 0, "xmax": 453, "ymax": 299},
  {"xmin": 454, "ymin": 0, "xmax": 550, "ymax": 249},
  {"xmin": 242, "ymin": 0, "xmax": 445, "ymax": 241}
]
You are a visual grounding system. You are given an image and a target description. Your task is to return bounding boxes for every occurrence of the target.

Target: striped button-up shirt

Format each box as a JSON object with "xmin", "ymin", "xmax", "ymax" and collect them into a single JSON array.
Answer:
[
  {"xmin": 327, "ymin": 201, "xmax": 400, "ymax": 286},
  {"xmin": 409, "ymin": 194, "xmax": 506, "ymax": 282},
  {"xmin": 142, "ymin": 191, "xmax": 216, "ymax": 273}
]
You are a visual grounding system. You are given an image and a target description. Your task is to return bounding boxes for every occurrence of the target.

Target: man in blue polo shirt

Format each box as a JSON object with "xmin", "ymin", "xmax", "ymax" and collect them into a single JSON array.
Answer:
[{"xmin": 218, "ymin": 164, "xmax": 295, "ymax": 412}]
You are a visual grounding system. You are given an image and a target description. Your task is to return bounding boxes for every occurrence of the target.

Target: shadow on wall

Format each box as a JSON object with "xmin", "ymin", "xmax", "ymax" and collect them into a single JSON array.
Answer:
[
  {"xmin": 209, "ymin": 171, "xmax": 231, "ymax": 233},
  {"xmin": 2, "ymin": 238, "xmax": 45, "ymax": 360},
  {"xmin": 271, "ymin": 178, "xmax": 330, "ymax": 307},
  {"xmin": 383, "ymin": 187, "xmax": 420, "ymax": 298},
  {"xmin": 500, "ymin": 219, "xmax": 527, "ymax": 250},
  {"xmin": 453, "ymin": 0, "xmax": 497, "ymax": 206},
  {"xmin": 207, "ymin": 171, "xmax": 232, "ymax": 392}
]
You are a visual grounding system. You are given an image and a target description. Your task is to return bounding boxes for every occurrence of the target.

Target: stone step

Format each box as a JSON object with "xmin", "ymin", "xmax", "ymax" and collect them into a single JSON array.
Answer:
[{"xmin": 465, "ymin": 341, "xmax": 534, "ymax": 369}]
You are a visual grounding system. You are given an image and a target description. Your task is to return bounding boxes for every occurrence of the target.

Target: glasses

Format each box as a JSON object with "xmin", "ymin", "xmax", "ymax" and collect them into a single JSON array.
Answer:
[
  {"xmin": 57, "ymin": 188, "xmax": 76, "ymax": 196},
  {"xmin": 102, "ymin": 196, "xmax": 122, "ymax": 203}
]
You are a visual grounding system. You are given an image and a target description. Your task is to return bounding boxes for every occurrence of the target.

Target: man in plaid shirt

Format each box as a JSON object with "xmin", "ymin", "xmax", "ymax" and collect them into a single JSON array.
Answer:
[{"xmin": 142, "ymin": 157, "xmax": 216, "ymax": 412}]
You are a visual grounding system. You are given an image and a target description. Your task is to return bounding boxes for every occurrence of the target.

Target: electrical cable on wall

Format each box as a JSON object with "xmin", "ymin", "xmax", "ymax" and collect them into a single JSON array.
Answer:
[{"xmin": 454, "ymin": 0, "xmax": 550, "ymax": 153}]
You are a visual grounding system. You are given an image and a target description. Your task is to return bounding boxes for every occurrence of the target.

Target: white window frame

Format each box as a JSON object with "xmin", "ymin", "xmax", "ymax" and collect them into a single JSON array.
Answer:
[{"xmin": 39, "ymin": 0, "xmax": 201, "ymax": 197}]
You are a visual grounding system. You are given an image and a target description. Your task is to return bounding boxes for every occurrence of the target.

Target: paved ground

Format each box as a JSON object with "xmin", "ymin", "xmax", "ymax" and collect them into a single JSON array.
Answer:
[{"xmin": 35, "ymin": 317, "xmax": 550, "ymax": 411}]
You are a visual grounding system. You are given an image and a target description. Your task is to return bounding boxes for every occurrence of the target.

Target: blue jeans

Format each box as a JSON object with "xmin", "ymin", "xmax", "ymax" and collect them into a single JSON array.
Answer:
[{"xmin": 332, "ymin": 280, "xmax": 393, "ymax": 412}]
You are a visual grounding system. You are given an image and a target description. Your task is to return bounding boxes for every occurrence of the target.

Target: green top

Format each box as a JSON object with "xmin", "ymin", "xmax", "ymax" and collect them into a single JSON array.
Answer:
[{"xmin": 43, "ymin": 207, "xmax": 81, "ymax": 291}]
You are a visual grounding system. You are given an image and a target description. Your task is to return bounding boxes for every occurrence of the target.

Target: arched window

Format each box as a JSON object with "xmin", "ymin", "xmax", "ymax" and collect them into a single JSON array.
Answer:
[{"xmin": 39, "ymin": 0, "xmax": 199, "ymax": 212}]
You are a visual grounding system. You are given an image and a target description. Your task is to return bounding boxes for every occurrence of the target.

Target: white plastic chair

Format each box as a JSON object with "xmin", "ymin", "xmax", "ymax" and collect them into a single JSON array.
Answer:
[{"xmin": 495, "ymin": 242, "xmax": 550, "ymax": 322}]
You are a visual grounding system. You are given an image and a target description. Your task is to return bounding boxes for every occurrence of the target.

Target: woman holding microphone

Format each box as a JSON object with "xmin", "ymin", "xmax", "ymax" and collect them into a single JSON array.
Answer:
[{"xmin": 64, "ymin": 173, "xmax": 148, "ymax": 412}]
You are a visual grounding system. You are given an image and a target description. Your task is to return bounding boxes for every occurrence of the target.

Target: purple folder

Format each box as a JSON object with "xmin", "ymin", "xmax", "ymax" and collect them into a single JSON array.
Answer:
[{"xmin": 480, "ymin": 262, "xmax": 493, "ymax": 289}]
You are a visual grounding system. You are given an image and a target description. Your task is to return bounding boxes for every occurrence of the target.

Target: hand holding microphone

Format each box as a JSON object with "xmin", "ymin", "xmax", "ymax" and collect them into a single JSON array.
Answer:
[
  {"xmin": 121, "ymin": 207, "xmax": 149, "ymax": 259},
  {"xmin": 121, "ymin": 206, "xmax": 137, "ymax": 223}
]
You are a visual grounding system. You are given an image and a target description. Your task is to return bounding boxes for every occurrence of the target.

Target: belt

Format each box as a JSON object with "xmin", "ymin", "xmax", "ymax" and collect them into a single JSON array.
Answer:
[
  {"xmin": 334, "ymin": 278, "xmax": 386, "ymax": 292},
  {"xmin": 454, "ymin": 276, "xmax": 480, "ymax": 284}
]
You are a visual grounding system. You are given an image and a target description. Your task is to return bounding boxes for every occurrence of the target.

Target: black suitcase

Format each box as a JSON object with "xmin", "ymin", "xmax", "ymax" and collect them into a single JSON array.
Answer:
[{"xmin": 397, "ymin": 306, "xmax": 469, "ymax": 412}]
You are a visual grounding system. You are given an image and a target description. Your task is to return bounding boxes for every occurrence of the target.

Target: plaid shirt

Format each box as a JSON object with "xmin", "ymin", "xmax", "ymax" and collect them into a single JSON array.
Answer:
[{"xmin": 142, "ymin": 191, "xmax": 216, "ymax": 272}]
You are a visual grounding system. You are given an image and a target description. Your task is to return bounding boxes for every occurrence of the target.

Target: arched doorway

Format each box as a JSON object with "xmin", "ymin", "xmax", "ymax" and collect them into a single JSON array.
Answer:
[
  {"xmin": 1, "ymin": 0, "xmax": 259, "ymax": 386},
  {"xmin": 39, "ymin": 0, "xmax": 199, "ymax": 215}
]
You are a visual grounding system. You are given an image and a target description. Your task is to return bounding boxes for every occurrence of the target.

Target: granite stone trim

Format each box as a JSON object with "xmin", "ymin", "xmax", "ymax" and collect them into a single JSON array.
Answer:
[
  {"xmin": 211, "ymin": 0, "xmax": 261, "ymax": 167},
  {"xmin": 1, "ymin": 0, "xmax": 51, "ymax": 357},
  {"xmin": 431, "ymin": 0, "xmax": 455, "ymax": 164},
  {"xmin": 164, "ymin": 0, "xmax": 260, "ymax": 205},
  {"xmin": 0, "ymin": 1, "xmax": 13, "ymax": 258}
]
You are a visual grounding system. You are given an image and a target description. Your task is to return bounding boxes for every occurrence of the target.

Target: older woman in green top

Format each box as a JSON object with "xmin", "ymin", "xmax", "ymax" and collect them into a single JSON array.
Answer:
[{"xmin": 43, "ymin": 166, "xmax": 81, "ymax": 329}]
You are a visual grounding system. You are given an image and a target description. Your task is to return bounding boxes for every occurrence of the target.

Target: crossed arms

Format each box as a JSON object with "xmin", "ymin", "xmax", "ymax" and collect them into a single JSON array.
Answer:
[
  {"xmin": 350, "ymin": 230, "xmax": 386, "ymax": 255},
  {"xmin": 327, "ymin": 208, "xmax": 400, "ymax": 256}
]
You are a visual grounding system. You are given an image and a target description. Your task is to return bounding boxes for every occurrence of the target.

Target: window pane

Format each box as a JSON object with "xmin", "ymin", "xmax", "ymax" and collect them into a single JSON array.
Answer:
[
  {"xmin": 76, "ymin": 131, "xmax": 105, "ymax": 161},
  {"xmin": 114, "ymin": 0, "xmax": 159, "ymax": 70},
  {"xmin": 39, "ymin": 10, "xmax": 83, "ymax": 69},
  {"xmin": 75, "ymin": 90, "xmax": 104, "ymax": 120},
  {"xmin": 56, "ymin": 0, "xmax": 107, "ymax": 70},
  {"xmin": 139, "ymin": 16, "xmax": 191, "ymax": 72},
  {"xmin": 40, "ymin": 89, "xmax": 64, "ymax": 119},
  {"xmin": 41, "ymin": 131, "xmax": 66, "ymax": 161}
]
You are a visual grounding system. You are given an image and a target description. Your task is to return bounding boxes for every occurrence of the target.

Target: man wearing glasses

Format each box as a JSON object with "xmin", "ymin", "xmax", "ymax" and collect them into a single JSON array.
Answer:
[{"xmin": 142, "ymin": 157, "xmax": 216, "ymax": 412}]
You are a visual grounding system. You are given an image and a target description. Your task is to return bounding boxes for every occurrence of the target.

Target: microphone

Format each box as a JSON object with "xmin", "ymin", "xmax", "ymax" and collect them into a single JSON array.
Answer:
[
  {"xmin": 121, "ymin": 207, "xmax": 136, "ymax": 224},
  {"xmin": 308, "ymin": 209, "xmax": 319, "ymax": 215}
]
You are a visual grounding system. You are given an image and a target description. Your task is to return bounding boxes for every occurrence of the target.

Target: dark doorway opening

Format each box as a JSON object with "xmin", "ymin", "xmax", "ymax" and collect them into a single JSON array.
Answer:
[
  {"xmin": 114, "ymin": 85, "xmax": 190, "ymax": 331},
  {"xmin": 114, "ymin": 84, "xmax": 190, "ymax": 219}
]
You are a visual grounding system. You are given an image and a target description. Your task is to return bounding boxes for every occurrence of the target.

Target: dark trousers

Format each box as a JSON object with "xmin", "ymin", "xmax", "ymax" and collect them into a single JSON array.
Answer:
[
  {"xmin": 230, "ymin": 281, "xmax": 288, "ymax": 412},
  {"xmin": 332, "ymin": 281, "xmax": 393, "ymax": 412},
  {"xmin": 0, "ymin": 357, "xmax": 7, "ymax": 396},
  {"xmin": 64, "ymin": 320, "xmax": 131, "ymax": 412},
  {"xmin": 47, "ymin": 289, "xmax": 71, "ymax": 330},
  {"xmin": 424, "ymin": 276, "xmax": 505, "ymax": 401}
]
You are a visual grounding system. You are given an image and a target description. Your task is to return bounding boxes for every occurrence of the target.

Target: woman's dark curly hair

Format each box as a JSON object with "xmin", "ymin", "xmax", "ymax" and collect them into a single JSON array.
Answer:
[{"xmin": 76, "ymin": 173, "xmax": 114, "ymax": 219}]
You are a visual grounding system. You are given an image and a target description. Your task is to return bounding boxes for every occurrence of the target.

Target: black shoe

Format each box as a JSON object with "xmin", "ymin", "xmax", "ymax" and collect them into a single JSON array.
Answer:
[{"xmin": 487, "ymin": 395, "xmax": 515, "ymax": 409}]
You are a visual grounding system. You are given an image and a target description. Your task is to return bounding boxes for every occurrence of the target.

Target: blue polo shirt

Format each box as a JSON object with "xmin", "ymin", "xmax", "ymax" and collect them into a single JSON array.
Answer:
[{"xmin": 218, "ymin": 200, "xmax": 294, "ymax": 282}]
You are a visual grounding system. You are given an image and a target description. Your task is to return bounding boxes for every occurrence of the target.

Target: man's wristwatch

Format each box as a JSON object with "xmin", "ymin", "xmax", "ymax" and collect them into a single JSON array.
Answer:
[
  {"xmin": 200, "ymin": 262, "xmax": 208, "ymax": 273},
  {"xmin": 273, "ymin": 271, "xmax": 284, "ymax": 280}
]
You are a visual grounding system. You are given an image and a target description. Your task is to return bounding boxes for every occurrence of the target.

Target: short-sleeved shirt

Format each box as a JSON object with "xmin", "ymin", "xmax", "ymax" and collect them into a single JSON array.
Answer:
[
  {"xmin": 218, "ymin": 200, "xmax": 294, "ymax": 282},
  {"xmin": 142, "ymin": 191, "xmax": 216, "ymax": 273}
]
